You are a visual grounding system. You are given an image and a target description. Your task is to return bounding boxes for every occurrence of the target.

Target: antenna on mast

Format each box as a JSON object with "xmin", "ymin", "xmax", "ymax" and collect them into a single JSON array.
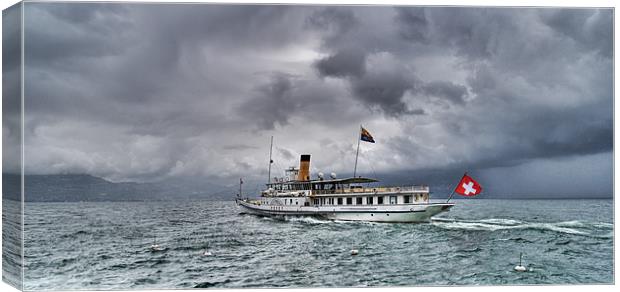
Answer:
[{"xmin": 267, "ymin": 136, "xmax": 274, "ymax": 183}]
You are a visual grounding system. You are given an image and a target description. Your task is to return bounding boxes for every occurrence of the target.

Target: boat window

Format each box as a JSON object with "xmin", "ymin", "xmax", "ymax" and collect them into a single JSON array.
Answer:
[
  {"xmin": 346, "ymin": 197, "xmax": 352, "ymax": 205},
  {"xmin": 290, "ymin": 199, "xmax": 293, "ymax": 204},
  {"xmin": 415, "ymin": 194, "xmax": 420, "ymax": 201},
  {"xmin": 390, "ymin": 196, "xmax": 397, "ymax": 205},
  {"xmin": 356, "ymin": 197, "xmax": 363, "ymax": 205},
  {"xmin": 404, "ymin": 195, "xmax": 411, "ymax": 204},
  {"xmin": 296, "ymin": 201, "xmax": 298, "ymax": 205},
  {"xmin": 367, "ymin": 197, "xmax": 373, "ymax": 205},
  {"xmin": 337, "ymin": 198, "xmax": 343, "ymax": 205},
  {"xmin": 304, "ymin": 202, "xmax": 309, "ymax": 206},
  {"xmin": 378, "ymin": 196, "xmax": 384, "ymax": 204}
]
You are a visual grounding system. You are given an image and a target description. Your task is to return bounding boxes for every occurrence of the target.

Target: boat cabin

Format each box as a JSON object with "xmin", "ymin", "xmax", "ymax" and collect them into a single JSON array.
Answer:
[{"xmin": 259, "ymin": 154, "xmax": 430, "ymax": 206}]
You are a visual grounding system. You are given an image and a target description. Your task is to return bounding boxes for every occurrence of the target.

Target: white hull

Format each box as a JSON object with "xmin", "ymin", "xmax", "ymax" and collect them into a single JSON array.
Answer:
[{"xmin": 236, "ymin": 199, "xmax": 454, "ymax": 223}]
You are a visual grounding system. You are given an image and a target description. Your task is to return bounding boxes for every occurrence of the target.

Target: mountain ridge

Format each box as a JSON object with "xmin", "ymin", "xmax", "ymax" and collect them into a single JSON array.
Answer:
[{"xmin": 2, "ymin": 173, "xmax": 234, "ymax": 202}]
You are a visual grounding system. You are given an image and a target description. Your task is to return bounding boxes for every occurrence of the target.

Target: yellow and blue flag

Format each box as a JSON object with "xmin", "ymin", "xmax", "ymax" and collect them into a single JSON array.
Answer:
[{"xmin": 360, "ymin": 127, "xmax": 375, "ymax": 143}]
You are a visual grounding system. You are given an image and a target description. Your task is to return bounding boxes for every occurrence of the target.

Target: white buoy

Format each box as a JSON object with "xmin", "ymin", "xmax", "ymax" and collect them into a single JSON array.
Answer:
[
  {"xmin": 514, "ymin": 252, "xmax": 527, "ymax": 272},
  {"xmin": 149, "ymin": 244, "xmax": 165, "ymax": 252},
  {"xmin": 149, "ymin": 236, "xmax": 165, "ymax": 252},
  {"xmin": 201, "ymin": 243, "xmax": 213, "ymax": 256},
  {"xmin": 350, "ymin": 249, "xmax": 359, "ymax": 255}
]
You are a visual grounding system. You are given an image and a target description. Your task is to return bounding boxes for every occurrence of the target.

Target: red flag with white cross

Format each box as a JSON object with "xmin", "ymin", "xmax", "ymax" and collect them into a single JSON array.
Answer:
[{"xmin": 454, "ymin": 173, "xmax": 482, "ymax": 197}]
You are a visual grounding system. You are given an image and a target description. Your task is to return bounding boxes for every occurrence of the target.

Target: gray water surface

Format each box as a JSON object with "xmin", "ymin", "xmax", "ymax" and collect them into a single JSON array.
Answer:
[{"xmin": 21, "ymin": 199, "xmax": 613, "ymax": 290}]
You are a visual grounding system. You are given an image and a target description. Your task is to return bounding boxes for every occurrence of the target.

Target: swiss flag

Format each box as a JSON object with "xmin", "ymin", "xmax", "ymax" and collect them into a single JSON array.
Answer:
[{"xmin": 454, "ymin": 174, "xmax": 482, "ymax": 197}]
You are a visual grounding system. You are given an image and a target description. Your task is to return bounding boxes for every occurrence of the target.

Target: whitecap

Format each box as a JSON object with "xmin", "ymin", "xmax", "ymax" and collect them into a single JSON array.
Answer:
[
  {"xmin": 432, "ymin": 218, "xmax": 594, "ymax": 236},
  {"xmin": 284, "ymin": 216, "xmax": 330, "ymax": 224},
  {"xmin": 478, "ymin": 218, "xmax": 523, "ymax": 225}
]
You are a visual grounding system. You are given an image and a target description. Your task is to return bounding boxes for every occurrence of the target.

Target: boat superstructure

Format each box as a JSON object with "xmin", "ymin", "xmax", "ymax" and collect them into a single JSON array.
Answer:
[{"xmin": 236, "ymin": 154, "xmax": 454, "ymax": 223}]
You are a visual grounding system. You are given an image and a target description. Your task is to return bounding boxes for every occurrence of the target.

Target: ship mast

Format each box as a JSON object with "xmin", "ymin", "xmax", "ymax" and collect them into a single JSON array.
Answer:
[
  {"xmin": 239, "ymin": 178, "xmax": 243, "ymax": 198},
  {"xmin": 267, "ymin": 136, "xmax": 274, "ymax": 183},
  {"xmin": 353, "ymin": 125, "xmax": 361, "ymax": 178}
]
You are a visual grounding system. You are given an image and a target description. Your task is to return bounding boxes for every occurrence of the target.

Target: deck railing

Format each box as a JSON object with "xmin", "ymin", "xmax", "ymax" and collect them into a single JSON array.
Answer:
[{"xmin": 311, "ymin": 185, "xmax": 429, "ymax": 195}]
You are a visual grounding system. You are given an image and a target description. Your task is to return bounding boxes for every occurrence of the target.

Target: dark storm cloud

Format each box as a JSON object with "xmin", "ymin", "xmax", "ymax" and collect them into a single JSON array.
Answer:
[
  {"xmin": 24, "ymin": 3, "xmax": 130, "ymax": 66},
  {"xmin": 386, "ymin": 86, "xmax": 612, "ymax": 173},
  {"xmin": 2, "ymin": 5, "xmax": 22, "ymax": 72},
  {"xmin": 13, "ymin": 3, "xmax": 612, "ymax": 196},
  {"xmin": 311, "ymin": 7, "xmax": 477, "ymax": 117},
  {"xmin": 315, "ymin": 48, "xmax": 366, "ymax": 78},
  {"xmin": 238, "ymin": 74, "xmax": 298, "ymax": 130},
  {"xmin": 321, "ymin": 7, "xmax": 611, "ymax": 196},
  {"xmin": 540, "ymin": 9, "xmax": 613, "ymax": 57},
  {"xmin": 395, "ymin": 7, "xmax": 429, "ymax": 43},
  {"xmin": 351, "ymin": 69, "xmax": 417, "ymax": 116},
  {"xmin": 23, "ymin": 3, "xmax": 315, "ymax": 134},
  {"xmin": 309, "ymin": 7, "xmax": 420, "ymax": 116}
]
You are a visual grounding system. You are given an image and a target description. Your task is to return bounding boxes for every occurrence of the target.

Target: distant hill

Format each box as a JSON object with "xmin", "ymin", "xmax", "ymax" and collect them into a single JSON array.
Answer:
[
  {"xmin": 2, "ymin": 170, "xmax": 610, "ymax": 202},
  {"xmin": 2, "ymin": 174, "xmax": 235, "ymax": 202}
]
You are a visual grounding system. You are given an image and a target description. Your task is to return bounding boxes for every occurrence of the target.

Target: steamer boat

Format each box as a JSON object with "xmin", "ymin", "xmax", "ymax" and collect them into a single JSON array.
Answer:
[{"xmin": 236, "ymin": 152, "xmax": 455, "ymax": 223}]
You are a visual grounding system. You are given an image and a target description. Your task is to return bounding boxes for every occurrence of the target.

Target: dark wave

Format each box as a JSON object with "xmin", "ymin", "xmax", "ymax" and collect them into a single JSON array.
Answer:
[{"xmin": 193, "ymin": 279, "xmax": 231, "ymax": 288}]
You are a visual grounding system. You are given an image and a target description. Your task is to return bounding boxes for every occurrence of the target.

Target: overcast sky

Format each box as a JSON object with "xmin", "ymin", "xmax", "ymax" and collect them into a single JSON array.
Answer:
[{"xmin": 3, "ymin": 3, "xmax": 613, "ymax": 197}]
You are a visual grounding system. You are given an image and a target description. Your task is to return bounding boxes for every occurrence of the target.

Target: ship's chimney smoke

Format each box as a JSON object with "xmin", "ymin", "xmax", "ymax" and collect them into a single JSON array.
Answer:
[{"xmin": 299, "ymin": 154, "xmax": 311, "ymax": 181}]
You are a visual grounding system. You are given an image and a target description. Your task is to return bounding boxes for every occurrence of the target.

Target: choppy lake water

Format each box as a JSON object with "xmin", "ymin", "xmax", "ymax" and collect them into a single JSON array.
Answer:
[{"xmin": 13, "ymin": 199, "xmax": 614, "ymax": 290}]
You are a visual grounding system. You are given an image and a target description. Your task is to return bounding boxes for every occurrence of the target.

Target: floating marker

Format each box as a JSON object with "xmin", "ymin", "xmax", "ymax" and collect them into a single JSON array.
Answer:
[
  {"xmin": 202, "ymin": 243, "xmax": 213, "ymax": 256},
  {"xmin": 149, "ymin": 244, "xmax": 165, "ymax": 252},
  {"xmin": 514, "ymin": 252, "xmax": 527, "ymax": 272},
  {"xmin": 350, "ymin": 249, "xmax": 359, "ymax": 255},
  {"xmin": 149, "ymin": 236, "xmax": 165, "ymax": 252}
]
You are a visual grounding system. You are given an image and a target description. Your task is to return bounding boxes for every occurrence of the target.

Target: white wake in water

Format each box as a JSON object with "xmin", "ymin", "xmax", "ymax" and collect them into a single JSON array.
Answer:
[
  {"xmin": 283, "ymin": 216, "xmax": 332, "ymax": 224},
  {"xmin": 282, "ymin": 216, "xmax": 384, "ymax": 226},
  {"xmin": 431, "ymin": 218, "xmax": 613, "ymax": 237},
  {"xmin": 276, "ymin": 215, "xmax": 612, "ymax": 238}
]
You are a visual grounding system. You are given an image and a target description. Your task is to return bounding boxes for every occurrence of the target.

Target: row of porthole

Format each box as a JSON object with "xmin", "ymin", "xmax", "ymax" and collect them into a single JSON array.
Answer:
[{"xmin": 369, "ymin": 214, "xmax": 389, "ymax": 216}]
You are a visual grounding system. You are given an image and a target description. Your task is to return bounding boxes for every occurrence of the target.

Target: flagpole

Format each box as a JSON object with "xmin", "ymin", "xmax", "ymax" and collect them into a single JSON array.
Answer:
[
  {"xmin": 267, "ymin": 136, "xmax": 273, "ymax": 183},
  {"xmin": 353, "ymin": 125, "xmax": 362, "ymax": 178},
  {"xmin": 446, "ymin": 172, "xmax": 467, "ymax": 203}
]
